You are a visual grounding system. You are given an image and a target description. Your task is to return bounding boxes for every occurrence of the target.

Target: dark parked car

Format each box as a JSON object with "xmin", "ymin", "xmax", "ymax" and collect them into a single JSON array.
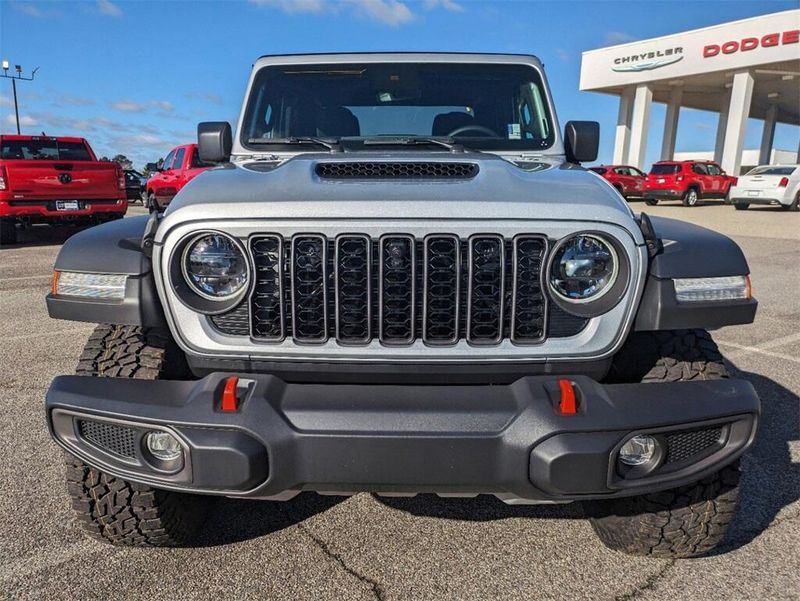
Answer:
[{"xmin": 123, "ymin": 169, "xmax": 145, "ymax": 203}]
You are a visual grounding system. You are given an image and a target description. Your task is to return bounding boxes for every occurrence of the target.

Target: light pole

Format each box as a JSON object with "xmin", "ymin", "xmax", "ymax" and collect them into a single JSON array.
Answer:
[{"xmin": 1, "ymin": 61, "xmax": 39, "ymax": 134}]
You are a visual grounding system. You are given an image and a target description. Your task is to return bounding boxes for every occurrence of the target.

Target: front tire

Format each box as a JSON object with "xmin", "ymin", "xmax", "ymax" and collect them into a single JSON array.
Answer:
[
  {"xmin": 588, "ymin": 330, "xmax": 740, "ymax": 558},
  {"xmin": 644, "ymin": 198, "xmax": 658, "ymax": 206},
  {"xmin": 67, "ymin": 325, "xmax": 209, "ymax": 547},
  {"xmin": 734, "ymin": 203, "xmax": 749, "ymax": 211},
  {"xmin": 780, "ymin": 193, "xmax": 799, "ymax": 212}
]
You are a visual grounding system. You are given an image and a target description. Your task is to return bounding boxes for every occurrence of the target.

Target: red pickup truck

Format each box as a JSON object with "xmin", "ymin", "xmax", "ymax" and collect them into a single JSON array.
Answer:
[
  {"xmin": 643, "ymin": 160, "xmax": 736, "ymax": 207},
  {"xmin": 145, "ymin": 143, "xmax": 210, "ymax": 212},
  {"xmin": 0, "ymin": 135, "xmax": 127, "ymax": 243}
]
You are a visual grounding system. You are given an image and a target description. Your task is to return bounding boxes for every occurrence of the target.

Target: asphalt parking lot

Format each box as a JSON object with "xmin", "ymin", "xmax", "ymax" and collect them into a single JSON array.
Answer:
[{"xmin": 0, "ymin": 200, "xmax": 798, "ymax": 601}]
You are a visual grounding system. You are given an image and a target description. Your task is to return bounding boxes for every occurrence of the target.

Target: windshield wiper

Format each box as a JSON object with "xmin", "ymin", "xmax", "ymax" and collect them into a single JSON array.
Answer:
[
  {"xmin": 246, "ymin": 137, "xmax": 342, "ymax": 152},
  {"xmin": 362, "ymin": 137, "xmax": 465, "ymax": 153}
]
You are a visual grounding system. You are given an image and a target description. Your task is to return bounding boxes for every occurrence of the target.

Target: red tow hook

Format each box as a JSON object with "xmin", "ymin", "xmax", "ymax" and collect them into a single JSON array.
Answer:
[
  {"xmin": 558, "ymin": 379, "xmax": 578, "ymax": 415},
  {"xmin": 220, "ymin": 376, "xmax": 240, "ymax": 412}
]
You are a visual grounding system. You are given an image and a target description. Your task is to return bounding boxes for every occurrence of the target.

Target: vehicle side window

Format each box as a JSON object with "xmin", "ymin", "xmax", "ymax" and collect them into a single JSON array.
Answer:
[
  {"xmin": 190, "ymin": 148, "xmax": 209, "ymax": 169},
  {"xmin": 161, "ymin": 150, "xmax": 176, "ymax": 171},
  {"xmin": 614, "ymin": 167, "xmax": 627, "ymax": 175},
  {"xmin": 706, "ymin": 164, "xmax": 721, "ymax": 176},
  {"xmin": 692, "ymin": 163, "xmax": 708, "ymax": 175},
  {"xmin": 631, "ymin": 167, "xmax": 645, "ymax": 177},
  {"xmin": 172, "ymin": 148, "xmax": 186, "ymax": 171}
]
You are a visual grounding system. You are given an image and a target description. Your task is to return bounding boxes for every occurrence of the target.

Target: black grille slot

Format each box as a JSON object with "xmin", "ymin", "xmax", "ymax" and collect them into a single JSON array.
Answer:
[
  {"xmin": 336, "ymin": 235, "xmax": 371, "ymax": 343},
  {"xmin": 291, "ymin": 235, "xmax": 328, "ymax": 343},
  {"xmin": 251, "ymin": 236, "xmax": 285, "ymax": 340},
  {"xmin": 423, "ymin": 236, "xmax": 460, "ymax": 344},
  {"xmin": 379, "ymin": 236, "xmax": 415, "ymax": 344},
  {"xmin": 467, "ymin": 236, "xmax": 505, "ymax": 344},
  {"xmin": 315, "ymin": 162, "xmax": 479, "ymax": 179},
  {"xmin": 665, "ymin": 427, "xmax": 723, "ymax": 464},
  {"xmin": 78, "ymin": 419, "xmax": 136, "ymax": 459},
  {"xmin": 511, "ymin": 236, "xmax": 547, "ymax": 343},
  {"xmin": 234, "ymin": 232, "xmax": 563, "ymax": 346},
  {"xmin": 210, "ymin": 302, "xmax": 250, "ymax": 336}
]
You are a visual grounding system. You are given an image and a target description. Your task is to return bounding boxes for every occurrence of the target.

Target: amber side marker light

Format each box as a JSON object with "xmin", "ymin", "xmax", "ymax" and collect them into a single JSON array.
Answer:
[{"xmin": 51, "ymin": 271, "xmax": 60, "ymax": 295}]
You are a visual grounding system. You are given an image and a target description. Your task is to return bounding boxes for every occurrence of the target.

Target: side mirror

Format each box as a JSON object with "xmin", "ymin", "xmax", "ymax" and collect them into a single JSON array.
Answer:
[
  {"xmin": 564, "ymin": 120, "xmax": 599, "ymax": 164},
  {"xmin": 145, "ymin": 162, "xmax": 159, "ymax": 173},
  {"xmin": 198, "ymin": 121, "xmax": 232, "ymax": 164}
]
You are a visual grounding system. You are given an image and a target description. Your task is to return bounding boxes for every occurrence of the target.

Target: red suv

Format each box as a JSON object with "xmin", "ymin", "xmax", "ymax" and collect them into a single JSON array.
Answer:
[
  {"xmin": 588, "ymin": 165, "xmax": 646, "ymax": 200},
  {"xmin": 145, "ymin": 143, "xmax": 210, "ymax": 211},
  {"xmin": 644, "ymin": 160, "xmax": 736, "ymax": 207}
]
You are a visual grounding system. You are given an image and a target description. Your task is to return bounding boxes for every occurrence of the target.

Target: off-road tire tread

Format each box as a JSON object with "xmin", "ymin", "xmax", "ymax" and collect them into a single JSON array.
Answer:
[
  {"xmin": 591, "ymin": 329, "xmax": 738, "ymax": 558},
  {"xmin": 67, "ymin": 324, "xmax": 205, "ymax": 547},
  {"xmin": 65, "ymin": 453, "xmax": 209, "ymax": 546}
]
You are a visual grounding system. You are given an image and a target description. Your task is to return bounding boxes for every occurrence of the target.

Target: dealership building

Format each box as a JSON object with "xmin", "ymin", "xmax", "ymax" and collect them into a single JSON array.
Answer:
[{"xmin": 580, "ymin": 10, "xmax": 800, "ymax": 174}]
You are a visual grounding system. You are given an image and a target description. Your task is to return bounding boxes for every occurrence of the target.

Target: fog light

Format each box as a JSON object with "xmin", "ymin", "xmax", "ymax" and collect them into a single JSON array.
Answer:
[
  {"xmin": 619, "ymin": 435, "xmax": 657, "ymax": 466},
  {"xmin": 145, "ymin": 431, "xmax": 182, "ymax": 461}
]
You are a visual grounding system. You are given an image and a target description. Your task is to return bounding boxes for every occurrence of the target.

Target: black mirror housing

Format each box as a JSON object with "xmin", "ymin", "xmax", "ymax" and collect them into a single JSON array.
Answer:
[
  {"xmin": 198, "ymin": 121, "xmax": 232, "ymax": 164},
  {"xmin": 564, "ymin": 120, "xmax": 599, "ymax": 164}
]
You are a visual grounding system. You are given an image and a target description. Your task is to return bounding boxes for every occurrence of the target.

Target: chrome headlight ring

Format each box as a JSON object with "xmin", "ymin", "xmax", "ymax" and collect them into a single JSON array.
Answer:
[{"xmin": 546, "ymin": 232, "xmax": 630, "ymax": 318}]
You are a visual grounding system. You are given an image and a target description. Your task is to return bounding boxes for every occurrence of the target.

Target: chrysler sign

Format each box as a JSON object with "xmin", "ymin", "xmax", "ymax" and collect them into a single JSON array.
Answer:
[{"xmin": 612, "ymin": 48, "xmax": 684, "ymax": 72}]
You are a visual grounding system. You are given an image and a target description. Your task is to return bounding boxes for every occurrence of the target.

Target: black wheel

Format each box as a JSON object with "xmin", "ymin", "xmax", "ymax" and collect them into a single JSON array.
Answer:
[
  {"xmin": 682, "ymin": 188, "xmax": 699, "ymax": 207},
  {"xmin": 644, "ymin": 198, "xmax": 658, "ymax": 206},
  {"xmin": 147, "ymin": 192, "xmax": 158, "ymax": 213},
  {"xmin": 588, "ymin": 329, "xmax": 740, "ymax": 558},
  {"xmin": 734, "ymin": 203, "xmax": 749, "ymax": 211},
  {"xmin": 66, "ymin": 325, "xmax": 209, "ymax": 547},
  {"xmin": 780, "ymin": 193, "xmax": 799, "ymax": 212},
  {"xmin": 0, "ymin": 219, "xmax": 17, "ymax": 245}
]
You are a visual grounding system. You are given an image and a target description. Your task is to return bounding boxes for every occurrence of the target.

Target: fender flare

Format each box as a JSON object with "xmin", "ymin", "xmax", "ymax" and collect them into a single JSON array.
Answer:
[
  {"xmin": 46, "ymin": 215, "xmax": 166, "ymax": 327},
  {"xmin": 634, "ymin": 215, "xmax": 757, "ymax": 331}
]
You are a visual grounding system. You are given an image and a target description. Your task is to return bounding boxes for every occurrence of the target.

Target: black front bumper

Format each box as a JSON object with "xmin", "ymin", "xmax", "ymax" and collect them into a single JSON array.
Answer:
[{"xmin": 46, "ymin": 374, "xmax": 759, "ymax": 503}]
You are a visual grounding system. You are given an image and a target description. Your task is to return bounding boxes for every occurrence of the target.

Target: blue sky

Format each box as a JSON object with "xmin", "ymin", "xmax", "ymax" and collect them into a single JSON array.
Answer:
[{"xmin": 1, "ymin": 0, "xmax": 797, "ymax": 168}]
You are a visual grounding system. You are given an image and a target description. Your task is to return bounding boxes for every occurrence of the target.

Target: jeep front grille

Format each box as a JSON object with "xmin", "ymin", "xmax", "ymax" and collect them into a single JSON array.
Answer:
[
  {"xmin": 219, "ymin": 233, "xmax": 584, "ymax": 346},
  {"xmin": 315, "ymin": 161, "xmax": 479, "ymax": 179}
]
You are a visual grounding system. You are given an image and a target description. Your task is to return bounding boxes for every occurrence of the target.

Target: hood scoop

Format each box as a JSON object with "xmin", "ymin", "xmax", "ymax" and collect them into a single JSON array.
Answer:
[{"xmin": 315, "ymin": 161, "xmax": 479, "ymax": 180}]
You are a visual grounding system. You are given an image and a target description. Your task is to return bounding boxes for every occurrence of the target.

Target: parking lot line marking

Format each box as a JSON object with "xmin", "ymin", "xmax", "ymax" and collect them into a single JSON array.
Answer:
[
  {"xmin": 717, "ymin": 340, "xmax": 800, "ymax": 364},
  {"xmin": 5, "ymin": 328, "xmax": 90, "ymax": 342},
  {"xmin": 0, "ymin": 539, "xmax": 107, "ymax": 583},
  {"xmin": 0, "ymin": 274, "xmax": 53, "ymax": 282}
]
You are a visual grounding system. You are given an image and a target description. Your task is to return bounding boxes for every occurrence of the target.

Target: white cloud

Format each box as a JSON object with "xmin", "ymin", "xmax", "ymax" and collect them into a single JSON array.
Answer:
[
  {"xmin": 555, "ymin": 48, "xmax": 569, "ymax": 62},
  {"xmin": 423, "ymin": 0, "xmax": 463, "ymax": 12},
  {"xmin": 151, "ymin": 100, "xmax": 174, "ymax": 112},
  {"xmin": 97, "ymin": 0, "xmax": 122, "ymax": 17},
  {"xmin": 58, "ymin": 94, "xmax": 94, "ymax": 107},
  {"xmin": 110, "ymin": 134, "xmax": 165, "ymax": 148},
  {"xmin": 345, "ymin": 0, "xmax": 413, "ymax": 25},
  {"xmin": 14, "ymin": 2, "xmax": 53, "ymax": 17},
  {"xmin": 4, "ymin": 114, "xmax": 38, "ymax": 127},
  {"xmin": 0, "ymin": 94, "xmax": 13, "ymax": 108},
  {"xmin": 111, "ymin": 100, "xmax": 147, "ymax": 112},
  {"xmin": 250, "ymin": 0, "xmax": 415, "ymax": 26},
  {"xmin": 604, "ymin": 31, "xmax": 636, "ymax": 45},
  {"xmin": 110, "ymin": 100, "xmax": 173, "ymax": 113},
  {"xmin": 250, "ymin": 0, "xmax": 326, "ymax": 12},
  {"xmin": 186, "ymin": 91, "xmax": 224, "ymax": 105}
]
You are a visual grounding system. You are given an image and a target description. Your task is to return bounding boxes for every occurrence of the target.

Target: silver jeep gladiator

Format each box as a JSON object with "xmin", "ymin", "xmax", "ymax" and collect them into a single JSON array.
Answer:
[{"xmin": 45, "ymin": 53, "xmax": 759, "ymax": 557}]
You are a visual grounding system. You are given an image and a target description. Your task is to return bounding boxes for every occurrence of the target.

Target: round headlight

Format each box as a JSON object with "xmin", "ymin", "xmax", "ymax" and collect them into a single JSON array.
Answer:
[
  {"xmin": 549, "ymin": 234, "xmax": 618, "ymax": 303},
  {"xmin": 182, "ymin": 233, "xmax": 248, "ymax": 299}
]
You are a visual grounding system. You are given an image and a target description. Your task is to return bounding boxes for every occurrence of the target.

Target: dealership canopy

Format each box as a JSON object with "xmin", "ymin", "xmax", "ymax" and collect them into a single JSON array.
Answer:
[{"xmin": 580, "ymin": 10, "xmax": 800, "ymax": 174}]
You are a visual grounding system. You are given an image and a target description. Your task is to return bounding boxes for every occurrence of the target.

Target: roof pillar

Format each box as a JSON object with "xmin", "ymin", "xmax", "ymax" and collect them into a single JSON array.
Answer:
[{"xmin": 720, "ymin": 70, "xmax": 754, "ymax": 176}]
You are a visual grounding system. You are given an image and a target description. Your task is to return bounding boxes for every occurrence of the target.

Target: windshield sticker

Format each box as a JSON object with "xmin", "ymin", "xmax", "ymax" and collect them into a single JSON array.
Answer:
[{"xmin": 507, "ymin": 123, "xmax": 521, "ymax": 140}]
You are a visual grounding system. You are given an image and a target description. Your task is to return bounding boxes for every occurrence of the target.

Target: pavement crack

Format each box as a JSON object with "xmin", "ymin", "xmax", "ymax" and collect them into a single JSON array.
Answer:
[
  {"xmin": 287, "ymin": 512, "xmax": 385, "ymax": 601},
  {"xmin": 614, "ymin": 560, "xmax": 675, "ymax": 601}
]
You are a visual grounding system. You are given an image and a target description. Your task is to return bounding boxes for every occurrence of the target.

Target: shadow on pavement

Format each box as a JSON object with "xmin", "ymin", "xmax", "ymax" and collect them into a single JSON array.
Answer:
[
  {"xmin": 0, "ymin": 223, "xmax": 93, "ymax": 249},
  {"xmin": 196, "ymin": 493, "xmax": 346, "ymax": 547}
]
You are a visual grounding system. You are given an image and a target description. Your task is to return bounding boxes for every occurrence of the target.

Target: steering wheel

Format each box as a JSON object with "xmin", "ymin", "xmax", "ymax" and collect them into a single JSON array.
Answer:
[{"xmin": 447, "ymin": 125, "xmax": 498, "ymax": 138}]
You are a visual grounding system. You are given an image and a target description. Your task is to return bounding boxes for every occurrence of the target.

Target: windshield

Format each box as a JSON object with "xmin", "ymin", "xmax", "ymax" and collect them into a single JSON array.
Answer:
[
  {"xmin": 746, "ymin": 166, "xmax": 796, "ymax": 176},
  {"xmin": 241, "ymin": 62, "xmax": 555, "ymax": 152},
  {"xmin": 650, "ymin": 164, "xmax": 680, "ymax": 175},
  {"xmin": 0, "ymin": 139, "xmax": 92, "ymax": 161}
]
